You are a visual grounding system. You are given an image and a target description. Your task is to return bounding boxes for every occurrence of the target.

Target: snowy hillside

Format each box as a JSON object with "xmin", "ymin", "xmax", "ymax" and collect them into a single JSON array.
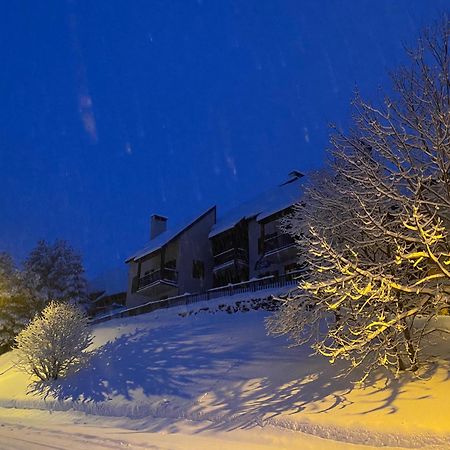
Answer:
[{"xmin": 0, "ymin": 300, "xmax": 449, "ymax": 449}]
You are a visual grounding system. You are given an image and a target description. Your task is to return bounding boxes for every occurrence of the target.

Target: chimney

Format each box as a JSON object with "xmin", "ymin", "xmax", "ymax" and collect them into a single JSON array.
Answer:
[{"xmin": 150, "ymin": 214, "xmax": 168, "ymax": 240}]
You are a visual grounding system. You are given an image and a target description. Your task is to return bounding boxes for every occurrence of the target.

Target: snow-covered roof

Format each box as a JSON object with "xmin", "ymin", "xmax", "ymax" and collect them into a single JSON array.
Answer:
[
  {"xmin": 126, "ymin": 206, "xmax": 216, "ymax": 263},
  {"xmin": 209, "ymin": 172, "xmax": 304, "ymax": 238}
]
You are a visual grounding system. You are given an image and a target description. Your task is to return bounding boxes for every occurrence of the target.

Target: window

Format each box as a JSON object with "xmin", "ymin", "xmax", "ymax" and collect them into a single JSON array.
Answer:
[{"xmin": 192, "ymin": 260, "xmax": 205, "ymax": 279}]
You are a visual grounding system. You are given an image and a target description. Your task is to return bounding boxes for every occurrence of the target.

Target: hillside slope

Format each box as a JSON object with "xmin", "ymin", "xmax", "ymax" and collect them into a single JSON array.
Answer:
[{"xmin": 0, "ymin": 298, "xmax": 449, "ymax": 449}]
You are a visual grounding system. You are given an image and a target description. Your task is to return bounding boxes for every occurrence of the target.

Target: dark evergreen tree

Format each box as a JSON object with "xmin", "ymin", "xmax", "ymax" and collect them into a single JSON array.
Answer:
[
  {"xmin": 24, "ymin": 240, "xmax": 88, "ymax": 307},
  {"xmin": 0, "ymin": 253, "xmax": 38, "ymax": 352}
]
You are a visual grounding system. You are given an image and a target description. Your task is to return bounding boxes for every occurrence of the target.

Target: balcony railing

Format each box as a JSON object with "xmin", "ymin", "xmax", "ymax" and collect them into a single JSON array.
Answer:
[
  {"xmin": 213, "ymin": 247, "xmax": 248, "ymax": 267},
  {"xmin": 259, "ymin": 233, "xmax": 295, "ymax": 254},
  {"xmin": 136, "ymin": 268, "xmax": 178, "ymax": 291}
]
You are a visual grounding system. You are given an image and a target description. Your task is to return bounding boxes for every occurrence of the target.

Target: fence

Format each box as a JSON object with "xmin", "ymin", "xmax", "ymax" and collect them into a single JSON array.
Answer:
[{"xmin": 91, "ymin": 270, "xmax": 305, "ymax": 325}]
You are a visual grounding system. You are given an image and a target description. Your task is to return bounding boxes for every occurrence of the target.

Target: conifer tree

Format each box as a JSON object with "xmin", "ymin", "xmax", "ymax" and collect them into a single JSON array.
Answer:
[
  {"xmin": 24, "ymin": 240, "xmax": 88, "ymax": 307},
  {"xmin": 0, "ymin": 253, "xmax": 39, "ymax": 351}
]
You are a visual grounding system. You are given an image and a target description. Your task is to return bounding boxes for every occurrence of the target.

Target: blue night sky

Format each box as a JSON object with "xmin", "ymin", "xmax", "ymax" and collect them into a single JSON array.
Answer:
[{"xmin": 0, "ymin": 1, "xmax": 447, "ymax": 278}]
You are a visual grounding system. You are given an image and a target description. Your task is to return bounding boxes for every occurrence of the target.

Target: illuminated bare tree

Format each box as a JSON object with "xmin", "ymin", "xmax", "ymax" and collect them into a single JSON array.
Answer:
[{"xmin": 268, "ymin": 19, "xmax": 450, "ymax": 378}]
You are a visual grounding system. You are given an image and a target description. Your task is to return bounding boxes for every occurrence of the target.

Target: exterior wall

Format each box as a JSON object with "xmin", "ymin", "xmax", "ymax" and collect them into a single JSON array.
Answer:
[
  {"xmin": 248, "ymin": 218, "xmax": 261, "ymax": 279},
  {"xmin": 177, "ymin": 208, "xmax": 216, "ymax": 294}
]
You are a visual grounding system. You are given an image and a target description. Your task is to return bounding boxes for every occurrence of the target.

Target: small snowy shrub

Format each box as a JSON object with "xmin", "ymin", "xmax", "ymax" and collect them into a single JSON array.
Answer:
[{"xmin": 15, "ymin": 301, "xmax": 93, "ymax": 381}]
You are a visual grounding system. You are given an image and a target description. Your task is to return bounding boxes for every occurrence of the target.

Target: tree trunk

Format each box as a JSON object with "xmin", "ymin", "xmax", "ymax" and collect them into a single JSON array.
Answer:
[
  {"xmin": 403, "ymin": 326, "xmax": 418, "ymax": 372},
  {"xmin": 396, "ymin": 346, "xmax": 407, "ymax": 372}
]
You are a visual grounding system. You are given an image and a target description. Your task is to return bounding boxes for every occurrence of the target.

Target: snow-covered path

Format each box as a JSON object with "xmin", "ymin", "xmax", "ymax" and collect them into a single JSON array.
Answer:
[{"xmin": 0, "ymin": 407, "xmax": 411, "ymax": 450}]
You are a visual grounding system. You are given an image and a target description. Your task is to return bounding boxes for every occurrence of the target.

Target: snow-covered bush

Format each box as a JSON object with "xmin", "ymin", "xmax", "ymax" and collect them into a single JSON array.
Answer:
[{"xmin": 15, "ymin": 301, "xmax": 93, "ymax": 381}]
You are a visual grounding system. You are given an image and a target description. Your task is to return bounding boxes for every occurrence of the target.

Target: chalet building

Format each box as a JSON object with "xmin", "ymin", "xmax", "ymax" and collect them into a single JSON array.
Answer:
[
  {"xmin": 125, "ymin": 172, "xmax": 304, "ymax": 308},
  {"xmin": 125, "ymin": 207, "xmax": 216, "ymax": 308}
]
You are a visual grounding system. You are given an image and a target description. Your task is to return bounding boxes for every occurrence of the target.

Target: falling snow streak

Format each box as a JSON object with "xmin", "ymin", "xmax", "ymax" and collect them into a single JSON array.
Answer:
[{"xmin": 67, "ymin": 1, "xmax": 97, "ymax": 144}]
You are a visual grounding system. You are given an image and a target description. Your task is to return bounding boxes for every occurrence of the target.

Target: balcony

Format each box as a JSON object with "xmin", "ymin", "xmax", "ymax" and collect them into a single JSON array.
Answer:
[
  {"xmin": 213, "ymin": 247, "xmax": 248, "ymax": 269},
  {"xmin": 135, "ymin": 268, "xmax": 178, "ymax": 292},
  {"xmin": 259, "ymin": 233, "xmax": 295, "ymax": 255}
]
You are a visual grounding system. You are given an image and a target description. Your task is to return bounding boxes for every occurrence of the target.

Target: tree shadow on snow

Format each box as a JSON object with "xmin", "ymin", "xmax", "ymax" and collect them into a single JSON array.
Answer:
[
  {"xmin": 193, "ymin": 333, "xmax": 450, "ymax": 432},
  {"xmin": 31, "ymin": 318, "xmax": 271, "ymax": 405},
  {"xmin": 28, "ymin": 313, "xmax": 450, "ymax": 433}
]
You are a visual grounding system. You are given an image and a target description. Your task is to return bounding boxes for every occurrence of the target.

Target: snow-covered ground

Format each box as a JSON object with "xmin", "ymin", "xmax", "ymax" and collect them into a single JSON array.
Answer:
[
  {"xmin": 0, "ymin": 296, "xmax": 449, "ymax": 449},
  {"xmin": 0, "ymin": 407, "xmax": 410, "ymax": 450}
]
